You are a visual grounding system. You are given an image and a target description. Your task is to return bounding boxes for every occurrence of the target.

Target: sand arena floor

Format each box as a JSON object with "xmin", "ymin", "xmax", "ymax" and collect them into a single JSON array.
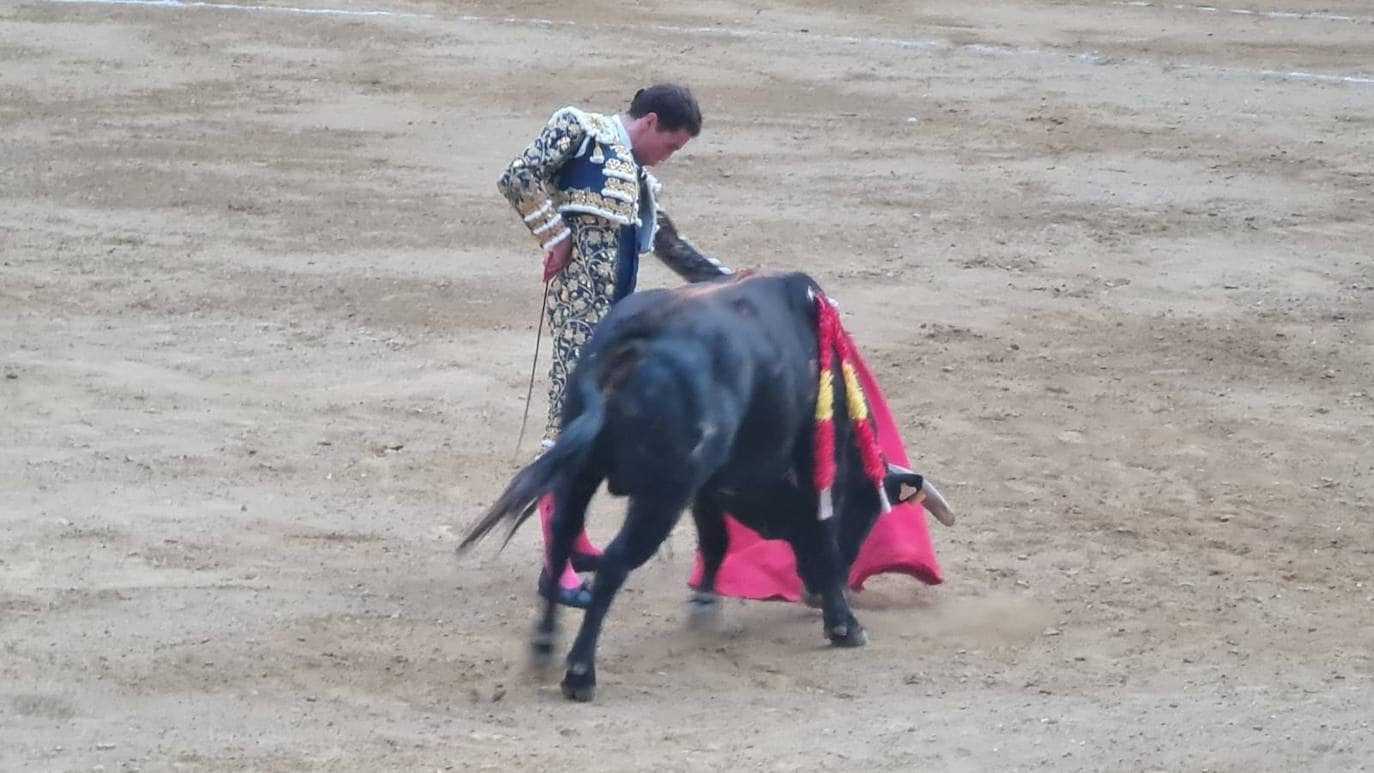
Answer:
[{"xmin": 2, "ymin": 0, "xmax": 1372, "ymax": 769}]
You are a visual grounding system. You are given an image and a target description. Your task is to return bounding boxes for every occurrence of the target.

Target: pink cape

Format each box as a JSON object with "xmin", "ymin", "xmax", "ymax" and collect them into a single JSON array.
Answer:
[{"xmin": 689, "ymin": 334, "xmax": 943, "ymax": 601}]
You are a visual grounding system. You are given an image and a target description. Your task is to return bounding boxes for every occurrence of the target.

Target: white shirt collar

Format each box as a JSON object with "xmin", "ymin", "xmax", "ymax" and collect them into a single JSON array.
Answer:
[{"xmin": 612, "ymin": 114, "xmax": 634, "ymax": 149}]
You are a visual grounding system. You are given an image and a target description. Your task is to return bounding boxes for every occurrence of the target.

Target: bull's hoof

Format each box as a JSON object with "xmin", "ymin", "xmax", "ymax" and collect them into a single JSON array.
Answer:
[
  {"xmin": 529, "ymin": 631, "xmax": 557, "ymax": 670},
  {"xmin": 827, "ymin": 623, "xmax": 868, "ymax": 648},
  {"xmin": 560, "ymin": 680, "xmax": 596, "ymax": 702},
  {"xmin": 687, "ymin": 591, "xmax": 722, "ymax": 631},
  {"xmin": 560, "ymin": 663, "xmax": 596, "ymax": 702}
]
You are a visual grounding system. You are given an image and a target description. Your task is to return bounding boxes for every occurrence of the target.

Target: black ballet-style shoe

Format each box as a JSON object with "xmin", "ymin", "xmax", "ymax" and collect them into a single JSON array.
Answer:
[{"xmin": 538, "ymin": 569, "xmax": 593, "ymax": 609}]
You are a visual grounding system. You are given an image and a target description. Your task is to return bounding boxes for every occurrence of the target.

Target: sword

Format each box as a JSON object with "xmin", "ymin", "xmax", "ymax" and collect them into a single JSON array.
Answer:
[{"xmin": 514, "ymin": 280, "xmax": 552, "ymax": 459}]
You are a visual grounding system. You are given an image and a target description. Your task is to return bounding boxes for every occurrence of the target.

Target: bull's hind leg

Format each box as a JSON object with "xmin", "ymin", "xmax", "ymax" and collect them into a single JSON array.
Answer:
[
  {"xmin": 686, "ymin": 497, "xmax": 728, "ymax": 630},
  {"xmin": 531, "ymin": 468, "xmax": 602, "ymax": 669},
  {"xmin": 561, "ymin": 491, "xmax": 689, "ymax": 702}
]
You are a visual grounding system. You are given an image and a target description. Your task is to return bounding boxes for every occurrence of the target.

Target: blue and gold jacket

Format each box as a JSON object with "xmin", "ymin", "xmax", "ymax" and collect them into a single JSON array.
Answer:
[{"xmin": 498, "ymin": 107, "xmax": 731, "ymax": 292}]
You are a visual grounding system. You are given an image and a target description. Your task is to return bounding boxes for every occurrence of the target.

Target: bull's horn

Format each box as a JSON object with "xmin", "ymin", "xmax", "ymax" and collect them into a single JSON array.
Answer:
[
  {"xmin": 886, "ymin": 463, "xmax": 956, "ymax": 526},
  {"xmin": 921, "ymin": 479, "xmax": 955, "ymax": 527}
]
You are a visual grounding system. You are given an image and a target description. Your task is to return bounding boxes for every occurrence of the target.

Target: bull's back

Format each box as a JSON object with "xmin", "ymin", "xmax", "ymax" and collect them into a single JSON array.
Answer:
[
  {"xmin": 667, "ymin": 273, "xmax": 821, "ymax": 488},
  {"xmin": 577, "ymin": 272, "xmax": 823, "ymax": 495}
]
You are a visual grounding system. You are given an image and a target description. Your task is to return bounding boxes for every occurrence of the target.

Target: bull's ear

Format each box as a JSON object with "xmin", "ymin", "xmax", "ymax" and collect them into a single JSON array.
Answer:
[
  {"xmin": 898, "ymin": 480, "xmax": 925, "ymax": 504},
  {"xmin": 882, "ymin": 467, "xmax": 925, "ymax": 507}
]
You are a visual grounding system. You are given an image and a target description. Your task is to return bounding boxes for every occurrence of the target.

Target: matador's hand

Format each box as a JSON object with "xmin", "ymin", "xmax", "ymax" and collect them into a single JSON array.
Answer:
[{"xmin": 542, "ymin": 239, "xmax": 572, "ymax": 283}]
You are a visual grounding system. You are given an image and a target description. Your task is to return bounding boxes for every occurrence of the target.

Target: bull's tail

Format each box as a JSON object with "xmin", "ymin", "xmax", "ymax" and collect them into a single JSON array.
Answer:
[{"xmin": 458, "ymin": 377, "xmax": 606, "ymax": 554}]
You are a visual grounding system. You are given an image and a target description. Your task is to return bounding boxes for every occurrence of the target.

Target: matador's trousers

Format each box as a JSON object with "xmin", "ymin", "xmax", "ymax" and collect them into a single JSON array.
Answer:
[{"xmin": 541, "ymin": 214, "xmax": 638, "ymax": 446}]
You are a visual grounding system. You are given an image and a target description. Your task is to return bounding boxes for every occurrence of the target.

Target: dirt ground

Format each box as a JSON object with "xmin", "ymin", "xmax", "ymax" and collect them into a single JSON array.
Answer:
[{"xmin": 3, "ymin": 0, "xmax": 1372, "ymax": 769}]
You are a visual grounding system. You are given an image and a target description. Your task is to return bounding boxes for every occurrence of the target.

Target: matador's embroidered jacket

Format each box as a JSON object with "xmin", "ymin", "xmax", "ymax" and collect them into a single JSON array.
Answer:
[
  {"xmin": 498, "ymin": 107, "xmax": 733, "ymax": 292},
  {"xmin": 497, "ymin": 106, "xmax": 733, "ymax": 444}
]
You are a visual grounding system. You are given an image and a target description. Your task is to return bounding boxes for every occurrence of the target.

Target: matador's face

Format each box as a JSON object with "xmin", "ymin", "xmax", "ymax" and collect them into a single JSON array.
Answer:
[{"xmin": 633, "ymin": 115, "xmax": 694, "ymax": 167}]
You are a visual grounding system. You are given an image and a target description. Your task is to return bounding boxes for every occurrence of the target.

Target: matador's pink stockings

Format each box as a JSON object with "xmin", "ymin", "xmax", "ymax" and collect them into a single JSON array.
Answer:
[{"xmin": 539, "ymin": 495, "xmax": 602, "ymax": 590}]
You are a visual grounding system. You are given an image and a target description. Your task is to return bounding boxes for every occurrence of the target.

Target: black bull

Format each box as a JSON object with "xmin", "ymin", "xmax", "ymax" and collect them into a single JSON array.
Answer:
[{"xmin": 460, "ymin": 270, "xmax": 953, "ymax": 702}]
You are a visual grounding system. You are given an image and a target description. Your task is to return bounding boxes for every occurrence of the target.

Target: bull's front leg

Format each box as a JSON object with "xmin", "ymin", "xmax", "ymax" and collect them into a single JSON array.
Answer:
[
  {"xmin": 791, "ymin": 518, "xmax": 867, "ymax": 648},
  {"xmin": 687, "ymin": 497, "xmax": 728, "ymax": 630}
]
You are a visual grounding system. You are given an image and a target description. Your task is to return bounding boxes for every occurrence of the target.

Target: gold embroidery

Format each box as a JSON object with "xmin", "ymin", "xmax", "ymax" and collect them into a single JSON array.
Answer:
[
  {"xmin": 555, "ymin": 189, "xmax": 636, "ymax": 224},
  {"xmin": 602, "ymin": 176, "xmax": 639, "ymax": 202},
  {"xmin": 603, "ymin": 156, "xmax": 637, "ymax": 179},
  {"xmin": 530, "ymin": 208, "xmax": 564, "ymax": 234},
  {"xmin": 498, "ymin": 107, "xmax": 597, "ymax": 247},
  {"xmin": 581, "ymin": 113, "xmax": 620, "ymax": 143},
  {"xmin": 542, "ymin": 216, "xmax": 621, "ymax": 444},
  {"xmin": 517, "ymin": 197, "xmax": 552, "ymax": 218}
]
